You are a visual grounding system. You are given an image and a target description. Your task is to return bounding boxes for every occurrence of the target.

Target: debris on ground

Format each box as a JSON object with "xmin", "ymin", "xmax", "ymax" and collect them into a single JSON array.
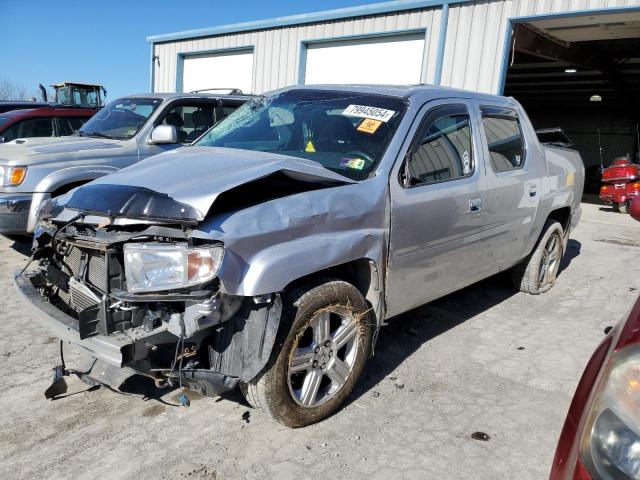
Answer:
[
  {"xmin": 471, "ymin": 431, "xmax": 491, "ymax": 442},
  {"xmin": 241, "ymin": 411, "xmax": 251, "ymax": 423}
]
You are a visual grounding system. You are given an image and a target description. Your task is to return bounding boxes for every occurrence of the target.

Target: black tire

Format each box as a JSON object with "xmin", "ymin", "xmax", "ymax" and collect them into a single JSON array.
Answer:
[
  {"xmin": 619, "ymin": 201, "xmax": 630, "ymax": 214},
  {"xmin": 240, "ymin": 279, "xmax": 372, "ymax": 427},
  {"xmin": 511, "ymin": 220, "xmax": 564, "ymax": 295}
]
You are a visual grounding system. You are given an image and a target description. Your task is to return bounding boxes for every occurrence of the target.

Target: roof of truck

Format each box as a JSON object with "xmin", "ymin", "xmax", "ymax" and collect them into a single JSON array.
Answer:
[
  {"xmin": 279, "ymin": 84, "xmax": 516, "ymax": 103},
  {"xmin": 0, "ymin": 106, "xmax": 97, "ymax": 120},
  {"xmin": 121, "ymin": 92, "xmax": 254, "ymax": 102}
]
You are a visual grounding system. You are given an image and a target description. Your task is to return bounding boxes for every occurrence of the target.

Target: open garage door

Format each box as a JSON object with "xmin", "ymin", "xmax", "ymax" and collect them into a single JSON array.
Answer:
[
  {"xmin": 503, "ymin": 10, "xmax": 640, "ymax": 195},
  {"xmin": 182, "ymin": 49, "xmax": 254, "ymax": 94},
  {"xmin": 303, "ymin": 33, "xmax": 425, "ymax": 85}
]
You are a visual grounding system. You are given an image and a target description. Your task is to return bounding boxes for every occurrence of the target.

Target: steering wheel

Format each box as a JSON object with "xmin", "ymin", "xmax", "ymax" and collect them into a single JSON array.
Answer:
[{"xmin": 345, "ymin": 150, "xmax": 375, "ymax": 165}]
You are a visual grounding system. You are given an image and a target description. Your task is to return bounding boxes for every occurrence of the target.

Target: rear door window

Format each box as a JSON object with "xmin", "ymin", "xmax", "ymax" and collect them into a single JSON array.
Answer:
[
  {"xmin": 405, "ymin": 104, "xmax": 474, "ymax": 186},
  {"xmin": 1, "ymin": 118, "xmax": 54, "ymax": 141},
  {"xmin": 480, "ymin": 106, "xmax": 525, "ymax": 172}
]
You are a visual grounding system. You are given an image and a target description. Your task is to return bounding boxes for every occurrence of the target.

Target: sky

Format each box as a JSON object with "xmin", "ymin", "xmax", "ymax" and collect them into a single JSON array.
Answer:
[{"xmin": 0, "ymin": 0, "xmax": 373, "ymax": 100}]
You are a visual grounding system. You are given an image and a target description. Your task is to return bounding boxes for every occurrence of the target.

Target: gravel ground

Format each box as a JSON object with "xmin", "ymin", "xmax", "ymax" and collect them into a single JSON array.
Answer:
[{"xmin": 0, "ymin": 202, "xmax": 638, "ymax": 480}]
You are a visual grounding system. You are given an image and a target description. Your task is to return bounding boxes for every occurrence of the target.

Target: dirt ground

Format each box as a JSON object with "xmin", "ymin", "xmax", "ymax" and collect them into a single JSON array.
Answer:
[{"xmin": 0, "ymin": 202, "xmax": 639, "ymax": 480}]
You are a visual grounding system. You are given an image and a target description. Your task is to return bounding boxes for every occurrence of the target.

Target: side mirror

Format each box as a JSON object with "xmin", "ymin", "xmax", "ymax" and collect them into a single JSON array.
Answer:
[
  {"xmin": 149, "ymin": 125, "xmax": 178, "ymax": 144},
  {"xmin": 630, "ymin": 197, "xmax": 640, "ymax": 222}
]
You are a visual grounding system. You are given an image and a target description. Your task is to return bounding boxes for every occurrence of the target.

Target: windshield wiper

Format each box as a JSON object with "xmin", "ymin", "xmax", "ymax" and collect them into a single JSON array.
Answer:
[{"xmin": 78, "ymin": 131, "xmax": 116, "ymax": 140}]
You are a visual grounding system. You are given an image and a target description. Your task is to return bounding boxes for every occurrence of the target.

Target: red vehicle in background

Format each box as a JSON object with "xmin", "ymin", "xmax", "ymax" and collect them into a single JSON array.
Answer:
[
  {"xmin": 599, "ymin": 156, "xmax": 640, "ymax": 214},
  {"xmin": 0, "ymin": 106, "xmax": 95, "ymax": 143},
  {"xmin": 550, "ymin": 196, "xmax": 640, "ymax": 480},
  {"xmin": 0, "ymin": 82, "xmax": 104, "ymax": 143}
]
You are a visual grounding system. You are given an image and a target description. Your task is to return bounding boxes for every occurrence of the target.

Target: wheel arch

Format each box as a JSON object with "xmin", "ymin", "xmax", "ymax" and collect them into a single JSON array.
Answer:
[
  {"xmin": 282, "ymin": 258, "xmax": 384, "ymax": 336},
  {"xmin": 547, "ymin": 206, "xmax": 572, "ymax": 233}
]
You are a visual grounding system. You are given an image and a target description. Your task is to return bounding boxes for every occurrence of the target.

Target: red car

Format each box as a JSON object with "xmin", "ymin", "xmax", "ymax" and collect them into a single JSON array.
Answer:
[
  {"xmin": 0, "ymin": 106, "xmax": 97, "ymax": 143},
  {"xmin": 550, "ymin": 196, "xmax": 640, "ymax": 479}
]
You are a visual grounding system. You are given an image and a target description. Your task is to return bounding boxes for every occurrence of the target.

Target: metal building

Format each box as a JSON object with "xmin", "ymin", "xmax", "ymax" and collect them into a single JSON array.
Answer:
[{"xmin": 148, "ymin": 0, "xmax": 640, "ymax": 176}]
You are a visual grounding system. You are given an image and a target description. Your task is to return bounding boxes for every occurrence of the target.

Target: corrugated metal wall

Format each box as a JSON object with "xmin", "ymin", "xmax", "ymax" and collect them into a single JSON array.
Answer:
[
  {"xmin": 153, "ymin": 8, "xmax": 442, "ymax": 93},
  {"xmin": 440, "ymin": 0, "xmax": 640, "ymax": 93},
  {"xmin": 152, "ymin": 0, "xmax": 640, "ymax": 95}
]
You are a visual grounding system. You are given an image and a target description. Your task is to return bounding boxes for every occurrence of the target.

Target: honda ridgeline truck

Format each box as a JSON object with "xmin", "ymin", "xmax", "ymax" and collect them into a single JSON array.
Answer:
[{"xmin": 15, "ymin": 85, "xmax": 584, "ymax": 427}]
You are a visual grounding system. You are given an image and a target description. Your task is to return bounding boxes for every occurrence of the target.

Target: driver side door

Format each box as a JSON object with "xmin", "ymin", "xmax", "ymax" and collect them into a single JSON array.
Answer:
[{"xmin": 385, "ymin": 100, "xmax": 496, "ymax": 317}]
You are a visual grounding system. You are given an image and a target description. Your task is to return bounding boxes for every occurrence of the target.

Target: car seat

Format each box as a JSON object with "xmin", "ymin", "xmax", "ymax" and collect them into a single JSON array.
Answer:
[{"xmin": 185, "ymin": 109, "xmax": 215, "ymax": 142}]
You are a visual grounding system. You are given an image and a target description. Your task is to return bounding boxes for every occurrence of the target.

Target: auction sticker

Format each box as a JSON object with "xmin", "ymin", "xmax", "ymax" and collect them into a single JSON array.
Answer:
[
  {"xmin": 342, "ymin": 105, "xmax": 395, "ymax": 122},
  {"xmin": 357, "ymin": 118, "xmax": 382, "ymax": 134}
]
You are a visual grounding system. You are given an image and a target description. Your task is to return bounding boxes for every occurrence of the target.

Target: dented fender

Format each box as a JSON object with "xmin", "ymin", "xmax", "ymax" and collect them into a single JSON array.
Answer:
[{"xmin": 218, "ymin": 229, "xmax": 385, "ymax": 296}]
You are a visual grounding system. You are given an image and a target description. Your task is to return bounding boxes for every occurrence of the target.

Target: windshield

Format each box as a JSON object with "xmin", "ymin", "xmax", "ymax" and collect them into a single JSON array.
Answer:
[
  {"xmin": 195, "ymin": 89, "xmax": 407, "ymax": 180},
  {"xmin": 79, "ymin": 97, "xmax": 162, "ymax": 140}
]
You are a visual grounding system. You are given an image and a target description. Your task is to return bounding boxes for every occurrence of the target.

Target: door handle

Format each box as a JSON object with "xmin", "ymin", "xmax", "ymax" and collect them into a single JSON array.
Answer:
[
  {"xmin": 529, "ymin": 185, "xmax": 537, "ymax": 197},
  {"xmin": 469, "ymin": 197, "xmax": 482, "ymax": 215}
]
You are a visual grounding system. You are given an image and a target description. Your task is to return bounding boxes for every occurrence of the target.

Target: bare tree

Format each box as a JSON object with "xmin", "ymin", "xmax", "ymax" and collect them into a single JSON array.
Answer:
[{"xmin": 0, "ymin": 78, "xmax": 30, "ymax": 101}]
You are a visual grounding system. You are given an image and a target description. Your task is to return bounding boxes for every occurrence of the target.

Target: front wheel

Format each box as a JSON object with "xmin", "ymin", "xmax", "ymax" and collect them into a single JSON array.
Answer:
[
  {"xmin": 512, "ymin": 220, "xmax": 564, "ymax": 295},
  {"xmin": 241, "ymin": 279, "xmax": 372, "ymax": 427}
]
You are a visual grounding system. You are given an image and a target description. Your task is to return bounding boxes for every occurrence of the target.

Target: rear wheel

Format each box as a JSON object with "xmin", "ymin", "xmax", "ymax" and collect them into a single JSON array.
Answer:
[
  {"xmin": 241, "ymin": 279, "xmax": 372, "ymax": 427},
  {"xmin": 619, "ymin": 201, "xmax": 630, "ymax": 214},
  {"xmin": 512, "ymin": 220, "xmax": 564, "ymax": 295}
]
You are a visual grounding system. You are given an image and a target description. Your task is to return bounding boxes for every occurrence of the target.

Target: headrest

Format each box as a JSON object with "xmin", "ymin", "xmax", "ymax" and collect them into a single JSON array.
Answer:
[{"xmin": 165, "ymin": 112, "xmax": 184, "ymax": 127}]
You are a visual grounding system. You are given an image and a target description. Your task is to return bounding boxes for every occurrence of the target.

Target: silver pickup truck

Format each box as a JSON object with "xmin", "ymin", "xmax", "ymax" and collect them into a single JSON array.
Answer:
[
  {"xmin": 15, "ymin": 85, "xmax": 584, "ymax": 427},
  {"xmin": 0, "ymin": 92, "xmax": 249, "ymax": 234}
]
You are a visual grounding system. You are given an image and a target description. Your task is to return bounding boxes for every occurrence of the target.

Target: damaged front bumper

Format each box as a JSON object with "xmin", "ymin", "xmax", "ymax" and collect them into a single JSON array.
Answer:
[
  {"xmin": 14, "ymin": 264, "xmax": 283, "ymax": 397},
  {"xmin": 15, "ymin": 271, "xmax": 137, "ymax": 367}
]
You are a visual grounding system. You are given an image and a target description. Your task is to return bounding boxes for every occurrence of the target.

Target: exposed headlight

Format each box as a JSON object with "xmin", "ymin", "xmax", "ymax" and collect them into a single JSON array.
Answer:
[
  {"xmin": 5, "ymin": 166, "xmax": 27, "ymax": 186},
  {"xmin": 123, "ymin": 242, "xmax": 223, "ymax": 293},
  {"xmin": 580, "ymin": 345, "xmax": 640, "ymax": 479}
]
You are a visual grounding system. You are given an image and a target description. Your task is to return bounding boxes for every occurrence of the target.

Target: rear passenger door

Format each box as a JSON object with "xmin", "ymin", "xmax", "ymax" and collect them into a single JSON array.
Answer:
[
  {"xmin": 386, "ymin": 100, "xmax": 496, "ymax": 317},
  {"xmin": 475, "ymin": 103, "xmax": 544, "ymax": 269}
]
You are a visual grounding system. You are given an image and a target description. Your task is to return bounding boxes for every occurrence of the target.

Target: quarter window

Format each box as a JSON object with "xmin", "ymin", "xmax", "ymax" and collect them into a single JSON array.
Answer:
[
  {"xmin": 480, "ymin": 106, "xmax": 525, "ymax": 172},
  {"xmin": 405, "ymin": 105, "xmax": 473, "ymax": 186}
]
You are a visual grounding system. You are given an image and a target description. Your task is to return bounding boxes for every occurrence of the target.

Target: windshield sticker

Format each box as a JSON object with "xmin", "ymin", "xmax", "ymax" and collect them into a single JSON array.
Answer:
[
  {"xmin": 357, "ymin": 118, "xmax": 382, "ymax": 134},
  {"xmin": 342, "ymin": 105, "xmax": 396, "ymax": 123},
  {"xmin": 340, "ymin": 157, "xmax": 366, "ymax": 170}
]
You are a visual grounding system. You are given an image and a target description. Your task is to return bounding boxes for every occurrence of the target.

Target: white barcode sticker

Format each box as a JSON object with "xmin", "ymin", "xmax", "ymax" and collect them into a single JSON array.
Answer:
[{"xmin": 342, "ymin": 104, "xmax": 396, "ymax": 123}]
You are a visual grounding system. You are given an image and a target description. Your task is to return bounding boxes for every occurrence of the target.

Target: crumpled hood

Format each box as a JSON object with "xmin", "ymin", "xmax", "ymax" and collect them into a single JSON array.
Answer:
[
  {"xmin": 0, "ymin": 136, "xmax": 124, "ymax": 166},
  {"xmin": 65, "ymin": 147, "xmax": 355, "ymax": 221}
]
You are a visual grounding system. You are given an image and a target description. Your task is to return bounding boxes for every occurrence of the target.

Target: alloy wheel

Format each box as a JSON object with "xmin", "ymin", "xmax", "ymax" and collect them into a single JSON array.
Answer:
[{"xmin": 287, "ymin": 308, "xmax": 359, "ymax": 407}]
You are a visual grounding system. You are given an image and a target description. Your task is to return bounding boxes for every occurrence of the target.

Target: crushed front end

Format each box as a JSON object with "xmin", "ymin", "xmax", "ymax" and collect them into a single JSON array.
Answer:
[{"xmin": 15, "ymin": 210, "xmax": 282, "ymax": 398}]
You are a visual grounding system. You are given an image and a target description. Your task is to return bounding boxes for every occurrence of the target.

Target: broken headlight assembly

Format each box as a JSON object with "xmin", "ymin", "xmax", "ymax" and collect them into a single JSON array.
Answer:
[
  {"xmin": 580, "ymin": 345, "xmax": 640, "ymax": 479},
  {"xmin": 124, "ymin": 242, "xmax": 223, "ymax": 293}
]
